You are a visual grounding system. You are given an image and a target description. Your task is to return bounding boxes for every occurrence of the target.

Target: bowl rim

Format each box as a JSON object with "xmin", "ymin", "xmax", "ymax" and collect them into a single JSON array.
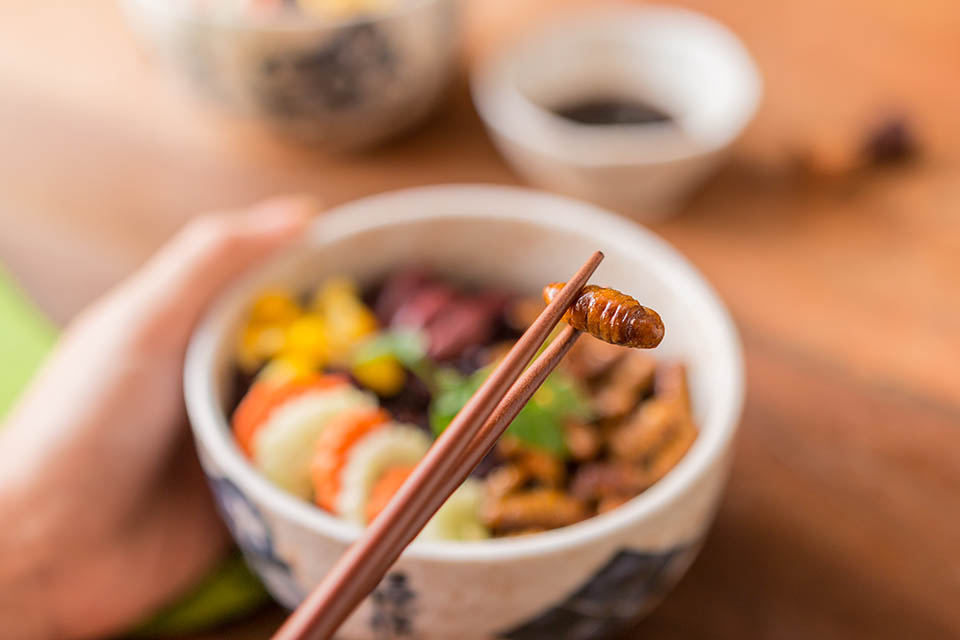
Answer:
[
  {"xmin": 119, "ymin": 0, "xmax": 452, "ymax": 31},
  {"xmin": 470, "ymin": 4, "xmax": 763, "ymax": 169},
  {"xmin": 185, "ymin": 184, "xmax": 744, "ymax": 563}
]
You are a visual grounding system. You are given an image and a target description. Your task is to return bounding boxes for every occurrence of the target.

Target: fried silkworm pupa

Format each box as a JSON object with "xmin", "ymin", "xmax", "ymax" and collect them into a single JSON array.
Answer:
[{"xmin": 543, "ymin": 283, "xmax": 665, "ymax": 348}]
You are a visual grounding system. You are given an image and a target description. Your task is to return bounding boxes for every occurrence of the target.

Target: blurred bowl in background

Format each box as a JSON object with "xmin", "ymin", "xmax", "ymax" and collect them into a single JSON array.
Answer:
[
  {"xmin": 120, "ymin": 0, "xmax": 459, "ymax": 150},
  {"xmin": 471, "ymin": 5, "xmax": 762, "ymax": 220}
]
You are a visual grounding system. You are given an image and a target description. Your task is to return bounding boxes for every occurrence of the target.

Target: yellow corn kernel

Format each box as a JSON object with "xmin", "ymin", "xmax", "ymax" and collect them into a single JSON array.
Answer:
[
  {"xmin": 352, "ymin": 355, "xmax": 406, "ymax": 396},
  {"xmin": 326, "ymin": 318, "xmax": 378, "ymax": 362},
  {"xmin": 311, "ymin": 277, "xmax": 362, "ymax": 313},
  {"xmin": 283, "ymin": 314, "xmax": 329, "ymax": 364},
  {"xmin": 314, "ymin": 278, "xmax": 379, "ymax": 361},
  {"xmin": 257, "ymin": 353, "xmax": 318, "ymax": 384},
  {"xmin": 237, "ymin": 324, "xmax": 287, "ymax": 372},
  {"xmin": 249, "ymin": 289, "xmax": 302, "ymax": 327}
]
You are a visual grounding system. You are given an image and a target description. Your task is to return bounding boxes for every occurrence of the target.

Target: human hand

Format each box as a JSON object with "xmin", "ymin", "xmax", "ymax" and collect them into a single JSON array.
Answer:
[{"xmin": 0, "ymin": 197, "xmax": 314, "ymax": 639}]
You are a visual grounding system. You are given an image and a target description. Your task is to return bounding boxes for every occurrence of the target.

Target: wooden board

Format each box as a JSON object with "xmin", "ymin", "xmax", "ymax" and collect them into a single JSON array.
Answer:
[{"xmin": 0, "ymin": 0, "xmax": 957, "ymax": 638}]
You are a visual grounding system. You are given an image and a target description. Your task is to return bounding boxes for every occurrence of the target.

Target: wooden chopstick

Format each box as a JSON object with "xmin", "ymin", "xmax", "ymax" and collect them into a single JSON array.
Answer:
[
  {"xmin": 433, "ymin": 324, "xmax": 582, "ymax": 525},
  {"xmin": 273, "ymin": 252, "xmax": 603, "ymax": 640}
]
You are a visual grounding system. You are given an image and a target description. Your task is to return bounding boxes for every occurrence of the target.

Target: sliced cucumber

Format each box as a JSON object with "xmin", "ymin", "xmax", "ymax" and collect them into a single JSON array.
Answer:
[
  {"xmin": 420, "ymin": 479, "xmax": 489, "ymax": 542},
  {"xmin": 252, "ymin": 386, "xmax": 377, "ymax": 498},
  {"xmin": 336, "ymin": 424, "xmax": 430, "ymax": 525}
]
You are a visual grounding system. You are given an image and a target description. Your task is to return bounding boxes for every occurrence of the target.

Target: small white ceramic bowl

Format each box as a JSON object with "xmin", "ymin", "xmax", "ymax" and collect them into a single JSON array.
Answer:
[
  {"xmin": 120, "ymin": 0, "xmax": 459, "ymax": 149},
  {"xmin": 471, "ymin": 5, "xmax": 762, "ymax": 219},
  {"xmin": 185, "ymin": 185, "xmax": 744, "ymax": 639}
]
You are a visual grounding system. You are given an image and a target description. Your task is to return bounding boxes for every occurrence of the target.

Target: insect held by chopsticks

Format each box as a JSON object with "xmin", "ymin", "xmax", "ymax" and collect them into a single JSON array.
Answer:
[{"xmin": 543, "ymin": 283, "xmax": 664, "ymax": 349}]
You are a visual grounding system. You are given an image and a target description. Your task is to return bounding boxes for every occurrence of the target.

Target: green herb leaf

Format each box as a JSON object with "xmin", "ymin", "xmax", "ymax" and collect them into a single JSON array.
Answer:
[
  {"xmin": 429, "ymin": 366, "xmax": 592, "ymax": 458},
  {"xmin": 351, "ymin": 329, "xmax": 427, "ymax": 369},
  {"xmin": 428, "ymin": 367, "xmax": 486, "ymax": 435}
]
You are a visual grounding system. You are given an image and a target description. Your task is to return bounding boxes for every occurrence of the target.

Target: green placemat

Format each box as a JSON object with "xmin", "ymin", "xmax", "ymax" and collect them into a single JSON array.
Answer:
[
  {"xmin": 135, "ymin": 554, "xmax": 268, "ymax": 636},
  {"xmin": 0, "ymin": 267, "xmax": 56, "ymax": 416},
  {"xmin": 0, "ymin": 266, "xmax": 268, "ymax": 635}
]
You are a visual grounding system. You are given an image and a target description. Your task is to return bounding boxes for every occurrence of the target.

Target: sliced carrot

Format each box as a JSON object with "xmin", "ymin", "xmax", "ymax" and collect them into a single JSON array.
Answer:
[
  {"xmin": 311, "ymin": 408, "xmax": 391, "ymax": 512},
  {"xmin": 365, "ymin": 464, "xmax": 417, "ymax": 524},
  {"xmin": 232, "ymin": 374, "xmax": 347, "ymax": 457}
]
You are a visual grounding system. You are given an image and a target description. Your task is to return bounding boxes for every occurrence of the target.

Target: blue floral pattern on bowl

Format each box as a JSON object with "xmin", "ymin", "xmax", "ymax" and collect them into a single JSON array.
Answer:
[
  {"xmin": 499, "ymin": 546, "xmax": 695, "ymax": 640},
  {"xmin": 207, "ymin": 475, "xmax": 304, "ymax": 607},
  {"xmin": 370, "ymin": 572, "xmax": 417, "ymax": 639}
]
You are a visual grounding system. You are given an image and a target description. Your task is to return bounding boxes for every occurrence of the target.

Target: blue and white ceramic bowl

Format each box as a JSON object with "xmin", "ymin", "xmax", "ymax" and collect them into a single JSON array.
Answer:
[
  {"xmin": 120, "ymin": 0, "xmax": 459, "ymax": 149},
  {"xmin": 471, "ymin": 6, "xmax": 761, "ymax": 218},
  {"xmin": 184, "ymin": 185, "xmax": 744, "ymax": 639}
]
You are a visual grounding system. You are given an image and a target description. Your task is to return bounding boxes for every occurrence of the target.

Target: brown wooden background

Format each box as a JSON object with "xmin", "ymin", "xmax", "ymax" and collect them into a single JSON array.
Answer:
[{"xmin": 1, "ymin": 0, "xmax": 958, "ymax": 638}]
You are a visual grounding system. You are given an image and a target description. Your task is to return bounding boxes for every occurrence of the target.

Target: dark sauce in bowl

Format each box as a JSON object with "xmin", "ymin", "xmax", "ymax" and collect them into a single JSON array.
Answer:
[{"xmin": 552, "ymin": 97, "xmax": 673, "ymax": 126}]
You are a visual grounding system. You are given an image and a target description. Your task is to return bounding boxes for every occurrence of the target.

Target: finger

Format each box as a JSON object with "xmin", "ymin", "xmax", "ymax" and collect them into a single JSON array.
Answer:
[
  {"xmin": 149, "ymin": 195, "xmax": 317, "ymax": 301},
  {"xmin": 123, "ymin": 195, "xmax": 317, "ymax": 333}
]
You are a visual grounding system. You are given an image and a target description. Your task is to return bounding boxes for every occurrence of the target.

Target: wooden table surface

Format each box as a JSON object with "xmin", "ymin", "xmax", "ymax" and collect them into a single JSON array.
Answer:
[{"xmin": 2, "ymin": 0, "xmax": 958, "ymax": 638}]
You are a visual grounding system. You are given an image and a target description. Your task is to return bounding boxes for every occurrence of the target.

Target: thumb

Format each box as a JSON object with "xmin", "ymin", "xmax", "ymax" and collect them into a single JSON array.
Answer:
[{"xmin": 121, "ymin": 195, "xmax": 317, "ymax": 341}]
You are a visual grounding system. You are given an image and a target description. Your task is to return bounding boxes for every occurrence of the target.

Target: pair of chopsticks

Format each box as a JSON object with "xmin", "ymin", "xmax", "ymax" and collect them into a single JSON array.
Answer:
[{"xmin": 273, "ymin": 251, "xmax": 604, "ymax": 640}]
